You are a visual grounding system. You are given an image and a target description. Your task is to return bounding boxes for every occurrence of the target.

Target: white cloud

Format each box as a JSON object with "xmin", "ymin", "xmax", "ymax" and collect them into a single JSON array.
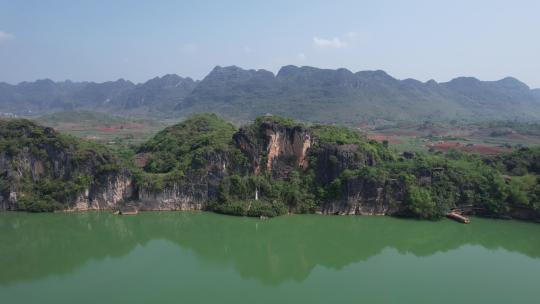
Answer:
[
  {"xmin": 0, "ymin": 31, "xmax": 13, "ymax": 43},
  {"xmin": 297, "ymin": 53, "xmax": 307, "ymax": 61},
  {"xmin": 313, "ymin": 36, "xmax": 346, "ymax": 49},
  {"xmin": 312, "ymin": 31, "xmax": 367, "ymax": 49}
]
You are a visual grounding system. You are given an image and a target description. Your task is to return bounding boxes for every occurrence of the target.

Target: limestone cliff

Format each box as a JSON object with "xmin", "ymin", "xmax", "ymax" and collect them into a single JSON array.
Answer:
[
  {"xmin": 69, "ymin": 170, "xmax": 134, "ymax": 211},
  {"xmin": 132, "ymin": 150, "xmax": 230, "ymax": 211},
  {"xmin": 2, "ymin": 116, "xmax": 539, "ymax": 223},
  {"xmin": 0, "ymin": 119, "xmax": 134, "ymax": 211},
  {"xmin": 320, "ymin": 177, "xmax": 405, "ymax": 215},
  {"xmin": 234, "ymin": 119, "xmax": 311, "ymax": 178}
]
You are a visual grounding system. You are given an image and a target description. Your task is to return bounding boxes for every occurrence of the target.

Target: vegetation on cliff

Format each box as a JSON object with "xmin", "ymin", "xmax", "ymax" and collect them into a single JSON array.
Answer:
[
  {"xmin": 133, "ymin": 113, "xmax": 248, "ymax": 191},
  {"xmin": 208, "ymin": 116, "xmax": 540, "ymax": 219},
  {"xmin": 139, "ymin": 113, "xmax": 238, "ymax": 174},
  {"xmin": 0, "ymin": 119, "xmax": 121, "ymax": 211},
  {"xmin": 2, "ymin": 115, "xmax": 540, "ymax": 222},
  {"xmin": 490, "ymin": 148, "xmax": 540, "ymax": 211},
  {"xmin": 211, "ymin": 171, "xmax": 316, "ymax": 217}
]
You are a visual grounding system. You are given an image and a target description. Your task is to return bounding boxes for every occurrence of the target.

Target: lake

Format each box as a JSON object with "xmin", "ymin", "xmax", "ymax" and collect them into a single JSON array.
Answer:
[{"xmin": 1, "ymin": 212, "xmax": 539, "ymax": 304}]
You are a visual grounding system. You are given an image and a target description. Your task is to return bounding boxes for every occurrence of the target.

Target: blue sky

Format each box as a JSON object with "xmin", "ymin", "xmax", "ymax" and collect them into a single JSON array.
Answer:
[{"xmin": 1, "ymin": 0, "xmax": 539, "ymax": 87}]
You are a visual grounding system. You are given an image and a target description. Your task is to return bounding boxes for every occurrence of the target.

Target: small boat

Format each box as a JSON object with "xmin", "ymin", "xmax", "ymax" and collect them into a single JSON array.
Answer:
[
  {"xmin": 446, "ymin": 212, "xmax": 470, "ymax": 224},
  {"xmin": 120, "ymin": 209, "xmax": 138, "ymax": 216}
]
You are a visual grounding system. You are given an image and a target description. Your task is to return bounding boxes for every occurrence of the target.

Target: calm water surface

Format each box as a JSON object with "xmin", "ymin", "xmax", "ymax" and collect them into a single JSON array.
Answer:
[{"xmin": 1, "ymin": 212, "xmax": 540, "ymax": 304}]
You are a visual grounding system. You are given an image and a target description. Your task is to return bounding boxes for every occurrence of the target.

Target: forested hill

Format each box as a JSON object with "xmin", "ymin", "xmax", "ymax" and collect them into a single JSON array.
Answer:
[
  {"xmin": 2, "ymin": 114, "xmax": 540, "ymax": 222},
  {"xmin": 0, "ymin": 75, "xmax": 198, "ymax": 116},
  {"xmin": 177, "ymin": 66, "xmax": 540, "ymax": 123},
  {"xmin": 2, "ymin": 66, "xmax": 540, "ymax": 123}
]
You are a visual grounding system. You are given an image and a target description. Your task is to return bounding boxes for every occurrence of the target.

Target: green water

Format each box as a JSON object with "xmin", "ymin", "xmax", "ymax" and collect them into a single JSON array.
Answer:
[{"xmin": 1, "ymin": 212, "xmax": 540, "ymax": 304}]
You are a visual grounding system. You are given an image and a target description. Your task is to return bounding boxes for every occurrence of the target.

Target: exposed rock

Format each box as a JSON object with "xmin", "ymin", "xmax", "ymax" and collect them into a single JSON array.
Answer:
[
  {"xmin": 135, "ymin": 183, "xmax": 206, "ymax": 211},
  {"xmin": 0, "ymin": 117, "xmax": 455, "ymax": 216},
  {"xmin": 320, "ymin": 178, "xmax": 405, "ymax": 215},
  {"xmin": 235, "ymin": 120, "xmax": 311, "ymax": 178},
  {"xmin": 314, "ymin": 143, "xmax": 363, "ymax": 184},
  {"xmin": 129, "ymin": 150, "xmax": 230, "ymax": 211},
  {"xmin": 69, "ymin": 170, "xmax": 134, "ymax": 211},
  {"xmin": 2, "ymin": 117, "xmax": 539, "ymax": 223}
]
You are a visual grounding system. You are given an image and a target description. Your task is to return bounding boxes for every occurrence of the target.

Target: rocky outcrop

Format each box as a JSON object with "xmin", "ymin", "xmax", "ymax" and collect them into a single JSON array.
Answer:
[
  {"xmin": 320, "ymin": 178, "xmax": 405, "ymax": 215},
  {"xmin": 69, "ymin": 170, "xmax": 134, "ymax": 211},
  {"xmin": 129, "ymin": 150, "xmax": 230, "ymax": 211},
  {"xmin": 0, "ymin": 147, "xmax": 134, "ymax": 211},
  {"xmin": 0, "ymin": 119, "xmax": 133, "ymax": 211},
  {"xmin": 4, "ymin": 117, "xmax": 538, "ymax": 223},
  {"xmin": 231, "ymin": 119, "xmax": 407, "ymax": 215},
  {"xmin": 314, "ymin": 144, "xmax": 362, "ymax": 184},
  {"xmin": 134, "ymin": 183, "xmax": 206, "ymax": 211},
  {"xmin": 0, "ymin": 122, "xmax": 230, "ymax": 212},
  {"xmin": 234, "ymin": 120, "xmax": 311, "ymax": 178}
]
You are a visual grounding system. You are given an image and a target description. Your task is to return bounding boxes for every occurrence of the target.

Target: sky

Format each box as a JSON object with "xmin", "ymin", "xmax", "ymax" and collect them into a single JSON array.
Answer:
[{"xmin": 1, "ymin": 0, "xmax": 539, "ymax": 88}]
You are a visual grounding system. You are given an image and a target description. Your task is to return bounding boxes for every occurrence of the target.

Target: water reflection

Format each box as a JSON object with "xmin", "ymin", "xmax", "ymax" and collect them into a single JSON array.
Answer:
[{"xmin": 1, "ymin": 212, "xmax": 540, "ymax": 285}]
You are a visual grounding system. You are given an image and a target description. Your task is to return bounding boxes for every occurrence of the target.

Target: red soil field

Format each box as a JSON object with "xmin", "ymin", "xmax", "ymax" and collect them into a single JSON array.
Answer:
[
  {"xmin": 388, "ymin": 130, "xmax": 422, "ymax": 136},
  {"xmin": 368, "ymin": 134, "xmax": 403, "ymax": 145},
  {"xmin": 462, "ymin": 145, "xmax": 511, "ymax": 154},
  {"xmin": 430, "ymin": 141, "xmax": 511, "ymax": 155}
]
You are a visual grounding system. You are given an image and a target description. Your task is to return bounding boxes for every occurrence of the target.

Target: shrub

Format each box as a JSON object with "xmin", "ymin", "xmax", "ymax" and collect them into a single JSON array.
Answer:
[{"xmin": 404, "ymin": 186, "xmax": 437, "ymax": 219}]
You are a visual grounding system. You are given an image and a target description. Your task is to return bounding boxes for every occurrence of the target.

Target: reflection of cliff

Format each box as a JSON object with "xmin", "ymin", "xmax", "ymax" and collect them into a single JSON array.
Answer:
[
  {"xmin": 0, "ymin": 213, "xmax": 139, "ymax": 284},
  {"xmin": 1, "ymin": 212, "xmax": 540, "ymax": 285}
]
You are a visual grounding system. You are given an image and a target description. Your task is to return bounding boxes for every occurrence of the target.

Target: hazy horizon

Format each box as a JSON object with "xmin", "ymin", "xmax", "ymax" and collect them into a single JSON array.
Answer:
[
  {"xmin": 1, "ymin": 64, "xmax": 538, "ymax": 89},
  {"xmin": 1, "ymin": 0, "xmax": 539, "ymax": 87}
]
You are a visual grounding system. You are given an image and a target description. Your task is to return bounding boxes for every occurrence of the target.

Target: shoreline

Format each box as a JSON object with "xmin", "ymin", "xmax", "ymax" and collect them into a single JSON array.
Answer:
[{"xmin": 2, "ymin": 208, "xmax": 539, "ymax": 224}]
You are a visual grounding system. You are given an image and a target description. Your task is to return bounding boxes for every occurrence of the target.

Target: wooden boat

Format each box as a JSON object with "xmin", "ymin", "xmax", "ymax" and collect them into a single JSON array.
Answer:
[
  {"xmin": 120, "ymin": 209, "xmax": 138, "ymax": 216},
  {"xmin": 446, "ymin": 212, "xmax": 470, "ymax": 224}
]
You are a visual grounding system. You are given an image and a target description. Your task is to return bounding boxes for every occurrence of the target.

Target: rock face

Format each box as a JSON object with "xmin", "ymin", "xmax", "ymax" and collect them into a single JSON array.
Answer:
[
  {"xmin": 132, "ymin": 151, "xmax": 230, "ymax": 211},
  {"xmin": 0, "ymin": 120, "xmax": 135, "ymax": 211},
  {"xmin": 311, "ymin": 143, "xmax": 405, "ymax": 216},
  {"xmin": 231, "ymin": 119, "xmax": 406, "ymax": 215},
  {"xmin": 320, "ymin": 178, "xmax": 405, "ymax": 215},
  {"xmin": 314, "ymin": 144, "xmax": 362, "ymax": 184},
  {"xmin": 234, "ymin": 120, "xmax": 311, "ymax": 178},
  {"xmin": 135, "ymin": 183, "xmax": 206, "ymax": 211},
  {"xmin": 69, "ymin": 170, "xmax": 134, "ymax": 211},
  {"xmin": 0, "ymin": 131, "xmax": 132, "ymax": 211},
  {"xmin": 70, "ymin": 150, "xmax": 232, "ymax": 212}
]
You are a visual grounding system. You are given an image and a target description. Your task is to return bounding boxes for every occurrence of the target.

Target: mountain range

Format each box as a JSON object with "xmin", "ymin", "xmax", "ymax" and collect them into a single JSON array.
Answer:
[{"xmin": 1, "ymin": 65, "xmax": 539, "ymax": 124}]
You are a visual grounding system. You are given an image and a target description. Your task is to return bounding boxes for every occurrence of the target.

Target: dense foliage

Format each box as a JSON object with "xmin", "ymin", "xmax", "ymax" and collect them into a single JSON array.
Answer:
[
  {"xmin": 139, "ymin": 113, "xmax": 238, "ymax": 174},
  {"xmin": 3, "ymin": 115, "xmax": 540, "ymax": 221},
  {"xmin": 210, "ymin": 171, "xmax": 317, "ymax": 217},
  {"xmin": 490, "ymin": 148, "xmax": 540, "ymax": 212},
  {"xmin": 213, "ymin": 116, "xmax": 540, "ymax": 219},
  {"xmin": 0, "ymin": 119, "xmax": 120, "ymax": 211},
  {"xmin": 132, "ymin": 113, "xmax": 248, "ymax": 191}
]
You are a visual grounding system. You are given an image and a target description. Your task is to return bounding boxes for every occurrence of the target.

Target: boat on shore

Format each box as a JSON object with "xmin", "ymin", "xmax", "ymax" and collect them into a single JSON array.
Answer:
[{"xmin": 446, "ymin": 212, "xmax": 470, "ymax": 224}]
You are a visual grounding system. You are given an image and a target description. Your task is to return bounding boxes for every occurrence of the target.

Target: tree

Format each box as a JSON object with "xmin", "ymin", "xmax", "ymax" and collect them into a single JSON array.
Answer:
[{"xmin": 405, "ymin": 186, "xmax": 437, "ymax": 219}]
